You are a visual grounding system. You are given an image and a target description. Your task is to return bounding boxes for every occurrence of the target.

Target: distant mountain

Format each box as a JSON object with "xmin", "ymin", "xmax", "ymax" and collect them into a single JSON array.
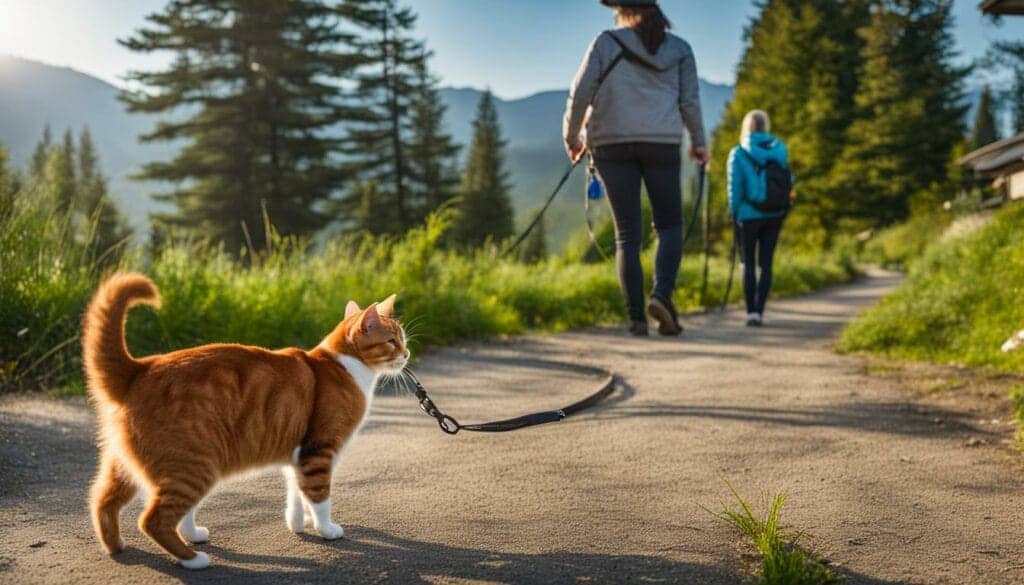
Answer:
[
  {"xmin": 0, "ymin": 56, "xmax": 737, "ymax": 246},
  {"xmin": 0, "ymin": 56, "xmax": 176, "ymax": 228},
  {"xmin": 439, "ymin": 82, "xmax": 733, "ymax": 149}
]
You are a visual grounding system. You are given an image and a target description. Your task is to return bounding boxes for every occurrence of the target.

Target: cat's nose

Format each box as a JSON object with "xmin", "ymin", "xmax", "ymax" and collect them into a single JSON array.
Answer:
[{"xmin": 404, "ymin": 350, "xmax": 410, "ymax": 359}]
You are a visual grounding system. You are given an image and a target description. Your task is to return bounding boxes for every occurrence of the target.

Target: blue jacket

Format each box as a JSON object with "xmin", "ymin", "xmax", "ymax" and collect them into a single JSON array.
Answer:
[{"xmin": 727, "ymin": 132, "xmax": 789, "ymax": 222}]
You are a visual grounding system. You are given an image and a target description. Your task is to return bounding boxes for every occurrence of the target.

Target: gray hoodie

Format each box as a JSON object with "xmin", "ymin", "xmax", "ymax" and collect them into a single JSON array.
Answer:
[{"xmin": 563, "ymin": 28, "xmax": 706, "ymax": 149}]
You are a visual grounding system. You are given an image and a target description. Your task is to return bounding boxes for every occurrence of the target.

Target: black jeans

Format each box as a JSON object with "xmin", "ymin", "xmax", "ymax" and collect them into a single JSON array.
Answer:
[
  {"xmin": 737, "ymin": 216, "xmax": 784, "ymax": 315},
  {"xmin": 591, "ymin": 142, "xmax": 683, "ymax": 322}
]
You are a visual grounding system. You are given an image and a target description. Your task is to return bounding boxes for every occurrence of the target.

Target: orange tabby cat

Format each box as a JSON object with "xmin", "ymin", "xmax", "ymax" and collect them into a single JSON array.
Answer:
[{"xmin": 83, "ymin": 272, "xmax": 408, "ymax": 569}]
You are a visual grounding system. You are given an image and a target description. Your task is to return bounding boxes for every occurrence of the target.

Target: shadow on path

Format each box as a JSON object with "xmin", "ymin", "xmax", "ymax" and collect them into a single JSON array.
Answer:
[{"xmin": 110, "ymin": 525, "xmax": 903, "ymax": 585}]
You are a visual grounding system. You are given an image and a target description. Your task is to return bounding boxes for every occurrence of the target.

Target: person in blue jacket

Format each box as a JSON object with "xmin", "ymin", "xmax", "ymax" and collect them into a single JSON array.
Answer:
[{"xmin": 727, "ymin": 110, "xmax": 790, "ymax": 327}]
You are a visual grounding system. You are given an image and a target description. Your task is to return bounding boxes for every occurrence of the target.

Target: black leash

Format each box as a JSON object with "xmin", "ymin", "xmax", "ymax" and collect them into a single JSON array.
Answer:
[
  {"xmin": 405, "ymin": 368, "xmax": 617, "ymax": 435},
  {"xmin": 502, "ymin": 160, "xmax": 582, "ymax": 258}
]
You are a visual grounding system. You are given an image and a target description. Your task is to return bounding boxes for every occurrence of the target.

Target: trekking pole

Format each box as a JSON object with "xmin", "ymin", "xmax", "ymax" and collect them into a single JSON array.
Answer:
[
  {"xmin": 721, "ymin": 223, "xmax": 738, "ymax": 312},
  {"xmin": 698, "ymin": 163, "xmax": 712, "ymax": 306}
]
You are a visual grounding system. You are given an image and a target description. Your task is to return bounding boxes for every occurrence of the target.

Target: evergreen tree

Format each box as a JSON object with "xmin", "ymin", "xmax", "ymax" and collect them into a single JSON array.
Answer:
[
  {"xmin": 709, "ymin": 0, "xmax": 869, "ymax": 247},
  {"xmin": 41, "ymin": 148, "xmax": 77, "ymax": 218},
  {"xmin": 830, "ymin": 0, "xmax": 967, "ymax": 226},
  {"xmin": 970, "ymin": 86, "xmax": 999, "ymax": 149},
  {"xmin": 30, "ymin": 124, "xmax": 52, "ymax": 177},
  {"xmin": 75, "ymin": 128, "xmax": 132, "ymax": 262},
  {"xmin": 0, "ymin": 145, "xmax": 15, "ymax": 223},
  {"xmin": 58, "ymin": 129, "xmax": 77, "ymax": 209},
  {"xmin": 78, "ymin": 127, "xmax": 99, "ymax": 186},
  {"xmin": 982, "ymin": 40, "xmax": 1024, "ymax": 133},
  {"xmin": 1011, "ymin": 70, "xmax": 1024, "ymax": 134},
  {"xmin": 517, "ymin": 210, "xmax": 547, "ymax": 263},
  {"xmin": 453, "ymin": 91, "xmax": 515, "ymax": 248},
  {"xmin": 120, "ymin": 1, "xmax": 361, "ymax": 252},
  {"xmin": 407, "ymin": 54, "xmax": 461, "ymax": 223},
  {"xmin": 337, "ymin": 0, "xmax": 439, "ymax": 235}
]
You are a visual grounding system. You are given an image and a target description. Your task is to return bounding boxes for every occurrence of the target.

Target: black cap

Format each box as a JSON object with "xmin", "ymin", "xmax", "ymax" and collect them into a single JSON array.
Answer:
[{"xmin": 601, "ymin": 0, "xmax": 658, "ymax": 6}]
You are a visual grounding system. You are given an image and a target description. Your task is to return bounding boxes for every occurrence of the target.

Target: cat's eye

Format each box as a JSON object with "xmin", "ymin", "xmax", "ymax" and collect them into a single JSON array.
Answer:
[{"xmin": 387, "ymin": 339, "xmax": 398, "ymax": 348}]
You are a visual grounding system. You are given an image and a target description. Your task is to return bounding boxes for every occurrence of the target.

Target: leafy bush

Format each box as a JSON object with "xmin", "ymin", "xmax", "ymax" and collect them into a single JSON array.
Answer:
[
  {"xmin": 841, "ymin": 202, "xmax": 1024, "ymax": 372},
  {"xmin": 860, "ymin": 211, "xmax": 953, "ymax": 270},
  {"xmin": 0, "ymin": 182, "xmax": 100, "ymax": 392}
]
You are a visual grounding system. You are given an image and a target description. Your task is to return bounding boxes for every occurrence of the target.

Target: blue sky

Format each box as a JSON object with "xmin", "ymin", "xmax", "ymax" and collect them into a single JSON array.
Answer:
[{"xmin": 1, "ymin": 0, "xmax": 1021, "ymax": 99}]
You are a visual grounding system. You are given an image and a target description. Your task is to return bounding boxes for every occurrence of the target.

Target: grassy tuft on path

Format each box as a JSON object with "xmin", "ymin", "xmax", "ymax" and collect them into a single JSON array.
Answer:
[{"xmin": 715, "ymin": 484, "xmax": 839, "ymax": 585}]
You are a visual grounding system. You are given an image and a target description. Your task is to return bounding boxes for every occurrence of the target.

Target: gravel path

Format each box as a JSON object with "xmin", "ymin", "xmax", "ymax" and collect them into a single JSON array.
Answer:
[{"xmin": 2, "ymin": 272, "xmax": 1023, "ymax": 584}]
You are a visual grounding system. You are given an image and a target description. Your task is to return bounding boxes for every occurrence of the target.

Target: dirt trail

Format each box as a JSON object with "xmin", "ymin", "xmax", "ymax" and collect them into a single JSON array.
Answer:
[{"xmin": 2, "ymin": 272, "xmax": 1023, "ymax": 584}]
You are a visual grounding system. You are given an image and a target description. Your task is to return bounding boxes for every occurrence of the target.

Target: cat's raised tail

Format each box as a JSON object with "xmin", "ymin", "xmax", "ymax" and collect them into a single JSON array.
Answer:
[{"xmin": 83, "ymin": 272, "xmax": 161, "ymax": 403}]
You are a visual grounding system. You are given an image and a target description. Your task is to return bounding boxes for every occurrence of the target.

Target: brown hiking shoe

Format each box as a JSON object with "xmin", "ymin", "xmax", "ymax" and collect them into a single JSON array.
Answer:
[{"xmin": 647, "ymin": 295, "xmax": 682, "ymax": 336}]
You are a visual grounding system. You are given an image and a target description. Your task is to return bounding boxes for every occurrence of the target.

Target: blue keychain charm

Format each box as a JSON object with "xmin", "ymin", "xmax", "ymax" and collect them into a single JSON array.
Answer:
[{"xmin": 587, "ymin": 167, "xmax": 604, "ymax": 200}]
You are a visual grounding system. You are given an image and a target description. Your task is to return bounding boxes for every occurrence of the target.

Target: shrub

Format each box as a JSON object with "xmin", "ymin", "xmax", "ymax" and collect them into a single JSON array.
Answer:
[{"xmin": 841, "ymin": 202, "xmax": 1024, "ymax": 372}]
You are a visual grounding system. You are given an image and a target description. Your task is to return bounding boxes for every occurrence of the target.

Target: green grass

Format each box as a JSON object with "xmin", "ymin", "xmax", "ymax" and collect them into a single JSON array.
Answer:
[
  {"xmin": 840, "ymin": 202, "xmax": 1024, "ymax": 373},
  {"xmin": 715, "ymin": 483, "xmax": 839, "ymax": 585},
  {"xmin": 859, "ymin": 212, "xmax": 953, "ymax": 270},
  {"xmin": 1, "ymin": 184, "xmax": 858, "ymax": 394}
]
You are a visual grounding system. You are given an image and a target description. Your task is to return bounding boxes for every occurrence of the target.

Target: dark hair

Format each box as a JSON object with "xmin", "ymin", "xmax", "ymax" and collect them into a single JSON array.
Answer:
[{"xmin": 615, "ymin": 6, "xmax": 672, "ymax": 54}]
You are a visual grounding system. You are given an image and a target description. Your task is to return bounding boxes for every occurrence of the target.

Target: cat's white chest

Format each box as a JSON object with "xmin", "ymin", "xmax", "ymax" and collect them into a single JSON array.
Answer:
[{"xmin": 336, "ymin": 354, "xmax": 378, "ymax": 407}]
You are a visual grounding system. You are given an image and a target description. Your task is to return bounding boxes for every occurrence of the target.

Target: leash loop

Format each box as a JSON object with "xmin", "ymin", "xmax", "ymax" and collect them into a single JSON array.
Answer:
[
  {"xmin": 404, "ymin": 367, "xmax": 616, "ymax": 435},
  {"xmin": 415, "ymin": 386, "xmax": 463, "ymax": 434}
]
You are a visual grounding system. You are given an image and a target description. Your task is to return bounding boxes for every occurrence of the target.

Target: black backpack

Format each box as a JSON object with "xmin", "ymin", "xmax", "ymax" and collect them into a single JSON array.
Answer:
[{"xmin": 738, "ymin": 146, "xmax": 793, "ymax": 213}]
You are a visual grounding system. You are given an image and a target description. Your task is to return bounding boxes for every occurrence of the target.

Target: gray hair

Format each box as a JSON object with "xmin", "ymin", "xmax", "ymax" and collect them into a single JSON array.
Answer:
[{"xmin": 741, "ymin": 110, "xmax": 770, "ymax": 143}]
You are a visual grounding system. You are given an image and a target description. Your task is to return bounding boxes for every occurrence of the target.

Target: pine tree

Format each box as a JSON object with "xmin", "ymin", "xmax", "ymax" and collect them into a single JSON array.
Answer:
[
  {"xmin": 1011, "ymin": 70, "xmax": 1024, "ymax": 134},
  {"xmin": 0, "ymin": 145, "xmax": 15, "ymax": 223},
  {"xmin": 830, "ymin": 0, "xmax": 967, "ymax": 226},
  {"xmin": 120, "ymin": 1, "xmax": 361, "ymax": 252},
  {"xmin": 59, "ymin": 129, "xmax": 77, "ymax": 210},
  {"xmin": 709, "ymin": 0, "xmax": 869, "ymax": 246},
  {"xmin": 407, "ymin": 54, "xmax": 461, "ymax": 223},
  {"xmin": 30, "ymin": 124, "xmax": 52, "ymax": 177},
  {"xmin": 74, "ymin": 128, "xmax": 132, "ymax": 262},
  {"xmin": 970, "ymin": 86, "xmax": 1000, "ymax": 149},
  {"xmin": 41, "ymin": 148, "xmax": 76, "ymax": 218},
  {"xmin": 78, "ymin": 127, "xmax": 99, "ymax": 186},
  {"xmin": 337, "ymin": 0, "xmax": 439, "ymax": 235},
  {"xmin": 452, "ymin": 91, "xmax": 515, "ymax": 248},
  {"xmin": 982, "ymin": 39, "xmax": 1024, "ymax": 133}
]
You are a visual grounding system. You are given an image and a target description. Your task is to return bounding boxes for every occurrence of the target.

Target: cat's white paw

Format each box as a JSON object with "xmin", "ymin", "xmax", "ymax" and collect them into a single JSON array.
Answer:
[
  {"xmin": 317, "ymin": 522, "xmax": 344, "ymax": 540},
  {"xmin": 181, "ymin": 525, "xmax": 209, "ymax": 544},
  {"xmin": 179, "ymin": 551, "xmax": 210, "ymax": 570},
  {"xmin": 285, "ymin": 505, "xmax": 305, "ymax": 533}
]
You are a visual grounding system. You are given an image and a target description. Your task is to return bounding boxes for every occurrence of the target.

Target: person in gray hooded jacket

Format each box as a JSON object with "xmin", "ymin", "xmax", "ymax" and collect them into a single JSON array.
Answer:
[{"xmin": 564, "ymin": 0, "xmax": 706, "ymax": 337}]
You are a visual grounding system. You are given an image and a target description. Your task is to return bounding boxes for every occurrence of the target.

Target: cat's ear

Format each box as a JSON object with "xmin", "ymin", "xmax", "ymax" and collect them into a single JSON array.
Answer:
[
  {"xmin": 345, "ymin": 300, "xmax": 361, "ymax": 319},
  {"xmin": 377, "ymin": 294, "xmax": 396, "ymax": 318},
  {"xmin": 359, "ymin": 303, "xmax": 381, "ymax": 333}
]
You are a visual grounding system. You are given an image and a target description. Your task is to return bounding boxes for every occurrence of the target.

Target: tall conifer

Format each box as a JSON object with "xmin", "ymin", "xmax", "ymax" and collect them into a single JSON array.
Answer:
[
  {"xmin": 337, "ymin": 0, "xmax": 456, "ymax": 234},
  {"xmin": 709, "ymin": 0, "xmax": 868, "ymax": 245},
  {"xmin": 831, "ymin": 0, "xmax": 967, "ymax": 225},
  {"xmin": 453, "ymin": 91, "xmax": 515, "ymax": 248},
  {"xmin": 120, "ymin": 1, "xmax": 361, "ymax": 252},
  {"xmin": 970, "ymin": 86, "xmax": 999, "ymax": 149}
]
